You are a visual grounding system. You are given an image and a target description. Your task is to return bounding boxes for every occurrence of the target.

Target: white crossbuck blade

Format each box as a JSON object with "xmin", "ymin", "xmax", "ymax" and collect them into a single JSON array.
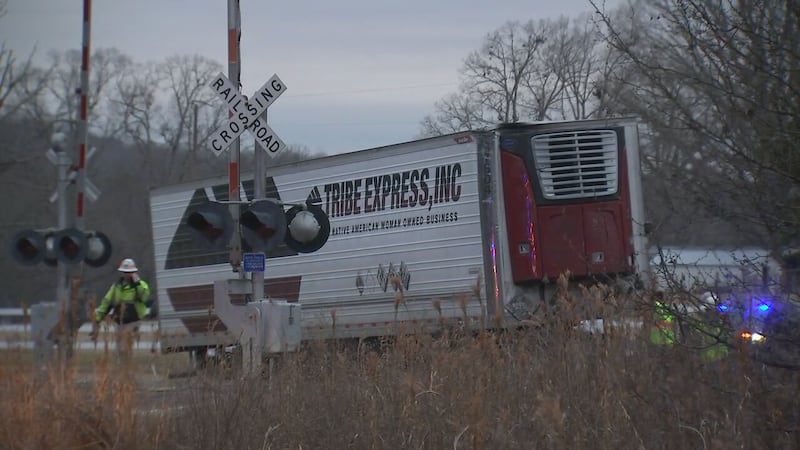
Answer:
[
  {"xmin": 207, "ymin": 72, "xmax": 288, "ymax": 155},
  {"xmin": 46, "ymin": 147, "xmax": 101, "ymax": 202}
]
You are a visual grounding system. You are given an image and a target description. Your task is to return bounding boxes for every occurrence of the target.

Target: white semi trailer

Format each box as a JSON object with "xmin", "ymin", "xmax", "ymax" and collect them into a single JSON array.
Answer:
[{"xmin": 149, "ymin": 118, "xmax": 649, "ymax": 354}]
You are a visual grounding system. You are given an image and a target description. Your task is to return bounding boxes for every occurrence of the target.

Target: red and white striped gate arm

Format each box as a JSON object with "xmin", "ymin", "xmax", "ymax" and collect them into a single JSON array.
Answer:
[
  {"xmin": 227, "ymin": 0, "xmax": 243, "ymax": 268},
  {"xmin": 75, "ymin": 0, "xmax": 91, "ymax": 230}
]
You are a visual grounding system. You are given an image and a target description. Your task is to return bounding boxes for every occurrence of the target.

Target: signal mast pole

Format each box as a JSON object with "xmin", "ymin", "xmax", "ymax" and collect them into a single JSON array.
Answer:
[
  {"xmin": 55, "ymin": 138, "xmax": 70, "ymax": 361},
  {"xmin": 253, "ymin": 108, "xmax": 266, "ymax": 302},
  {"xmin": 62, "ymin": 0, "xmax": 93, "ymax": 363},
  {"xmin": 228, "ymin": 0, "xmax": 243, "ymax": 274},
  {"xmin": 227, "ymin": 0, "xmax": 263, "ymax": 301}
]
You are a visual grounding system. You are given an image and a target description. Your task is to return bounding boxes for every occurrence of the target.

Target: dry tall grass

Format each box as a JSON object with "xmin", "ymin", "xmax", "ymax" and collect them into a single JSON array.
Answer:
[{"xmin": 1, "ymin": 285, "xmax": 798, "ymax": 449}]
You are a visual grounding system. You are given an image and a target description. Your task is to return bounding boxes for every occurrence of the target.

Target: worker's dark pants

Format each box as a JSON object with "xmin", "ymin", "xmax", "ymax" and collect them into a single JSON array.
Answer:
[{"xmin": 114, "ymin": 321, "xmax": 140, "ymax": 366}]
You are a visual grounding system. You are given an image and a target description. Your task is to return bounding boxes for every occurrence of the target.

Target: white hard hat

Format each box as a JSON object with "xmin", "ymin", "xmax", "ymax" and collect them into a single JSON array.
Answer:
[
  {"xmin": 118, "ymin": 258, "xmax": 138, "ymax": 272},
  {"xmin": 699, "ymin": 291, "xmax": 718, "ymax": 310}
]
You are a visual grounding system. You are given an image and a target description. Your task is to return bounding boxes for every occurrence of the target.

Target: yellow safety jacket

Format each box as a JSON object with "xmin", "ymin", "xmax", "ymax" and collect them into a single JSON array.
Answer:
[
  {"xmin": 649, "ymin": 300, "xmax": 676, "ymax": 345},
  {"xmin": 694, "ymin": 318, "xmax": 730, "ymax": 362},
  {"xmin": 95, "ymin": 278, "xmax": 151, "ymax": 324}
]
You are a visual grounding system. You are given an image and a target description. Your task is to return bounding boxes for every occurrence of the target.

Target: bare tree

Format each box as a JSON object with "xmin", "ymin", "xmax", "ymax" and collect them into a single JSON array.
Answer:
[
  {"xmin": 547, "ymin": 13, "xmax": 628, "ymax": 120},
  {"xmin": 0, "ymin": 44, "xmax": 40, "ymax": 122},
  {"xmin": 3, "ymin": 47, "xmax": 131, "ymax": 149},
  {"xmin": 0, "ymin": 1, "xmax": 57, "ymax": 213},
  {"xmin": 420, "ymin": 14, "xmax": 623, "ymax": 136},
  {"xmin": 593, "ymin": 0, "xmax": 800, "ymax": 255},
  {"xmin": 0, "ymin": 0, "xmax": 46, "ymax": 128},
  {"xmin": 156, "ymin": 54, "xmax": 228, "ymax": 181},
  {"xmin": 418, "ymin": 91, "xmax": 493, "ymax": 136},
  {"xmin": 520, "ymin": 18, "xmax": 567, "ymax": 121},
  {"xmin": 110, "ymin": 60, "xmax": 161, "ymax": 152},
  {"xmin": 37, "ymin": 48, "xmax": 131, "ymax": 139},
  {"xmin": 0, "ymin": 48, "xmax": 45, "ymax": 184},
  {"xmin": 465, "ymin": 20, "xmax": 549, "ymax": 124},
  {"xmin": 421, "ymin": 20, "xmax": 548, "ymax": 135},
  {"xmin": 110, "ymin": 54, "xmax": 227, "ymax": 184}
]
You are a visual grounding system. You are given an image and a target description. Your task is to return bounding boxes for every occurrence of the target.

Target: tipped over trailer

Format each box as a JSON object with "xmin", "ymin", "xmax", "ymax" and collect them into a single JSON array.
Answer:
[{"xmin": 149, "ymin": 118, "xmax": 649, "ymax": 356}]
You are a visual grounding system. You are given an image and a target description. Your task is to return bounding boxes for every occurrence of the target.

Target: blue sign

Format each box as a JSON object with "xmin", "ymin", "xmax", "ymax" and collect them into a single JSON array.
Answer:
[{"xmin": 242, "ymin": 252, "xmax": 266, "ymax": 272}]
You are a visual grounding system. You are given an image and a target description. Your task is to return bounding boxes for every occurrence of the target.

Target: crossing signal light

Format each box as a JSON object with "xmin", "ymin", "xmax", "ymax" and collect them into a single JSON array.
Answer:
[
  {"xmin": 10, "ymin": 229, "xmax": 112, "ymax": 266},
  {"xmin": 284, "ymin": 204, "xmax": 330, "ymax": 254},
  {"xmin": 54, "ymin": 228, "xmax": 87, "ymax": 264},
  {"xmin": 186, "ymin": 201, "xmax": 234, "ymax": 249},
  {"xmin": 11, "ymin": 229, "xmax": 49, "ymax": 266},
  {"xmin": 240, "ymin": 199, "xmax": 287, "ymax": 251},
  {"xmin": 185, "ymin": 200, "xmax": 331, "ymax": 254}
]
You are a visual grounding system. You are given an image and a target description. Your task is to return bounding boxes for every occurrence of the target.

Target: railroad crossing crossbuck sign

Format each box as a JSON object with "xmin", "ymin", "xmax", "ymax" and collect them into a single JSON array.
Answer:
[{"xmin": 207, "ymin": 72, "xmax": 287, "ymax": 156}]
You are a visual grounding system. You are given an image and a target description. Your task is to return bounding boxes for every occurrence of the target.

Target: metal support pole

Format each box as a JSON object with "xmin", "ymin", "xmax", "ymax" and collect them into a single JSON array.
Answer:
[
  {"xmin": 252, "ymin": 110, "xmax": 266, "ymax": 302},
  {"xmin": 227, "ymin": 0, "xmax": 256, "ymax": 373},
  {"xmin": 55, "ymin": 146, "xmax": 72, "ymax": 363},
  {"xmin": 57, "ymin": 0, "xmax": 92, "ymax": 365},
  {"xmin": 31, "ymin": 303, "xmax": 59, "ymax": 365}
]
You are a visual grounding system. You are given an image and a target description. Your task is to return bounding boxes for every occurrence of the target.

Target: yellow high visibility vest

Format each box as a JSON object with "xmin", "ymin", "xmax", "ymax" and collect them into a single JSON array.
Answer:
[
  {"xmin": 649, "ymin": 301, "xmax": 675, "ymax": 345},
  {"xmin": 695, "ymin": 320, "xmax": 729, "ymax": 361}
]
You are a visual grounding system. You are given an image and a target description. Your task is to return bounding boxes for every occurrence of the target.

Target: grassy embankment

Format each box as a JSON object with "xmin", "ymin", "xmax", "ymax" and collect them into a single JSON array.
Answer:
[{"xmin": 1, "ymin": 281, "xmax": 798, "ymax": 449}]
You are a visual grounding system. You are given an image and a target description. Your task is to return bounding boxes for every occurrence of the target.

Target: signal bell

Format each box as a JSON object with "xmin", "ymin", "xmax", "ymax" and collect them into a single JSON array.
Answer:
[
  {"xmin": 84, "ymin": 231, "xmax": 113, "ymax": 267},
  {"xmin": 285, "ymin": 204, "xmax": 330, "ymax": 253},
  {"xmin": 11, "ymin": 229, "xmax": 49, "ymax": 266}
]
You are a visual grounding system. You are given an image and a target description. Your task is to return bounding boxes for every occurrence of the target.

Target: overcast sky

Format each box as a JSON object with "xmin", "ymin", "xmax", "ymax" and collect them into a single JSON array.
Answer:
[{"xmin": 2, "ymin": 0, "xmax": 615, "ymax": 156}]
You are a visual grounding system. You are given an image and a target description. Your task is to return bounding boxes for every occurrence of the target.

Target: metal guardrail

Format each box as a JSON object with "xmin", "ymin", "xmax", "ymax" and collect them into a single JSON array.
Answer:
[
  {"xmin": 0, "ymin": 307, "xmax": 26, "ymax": 317},
  {"xmin": 0, "ymin": 323, "xmax": 158, "ymax": 333},
  {"xmin": 0, "ymin": 307, "xmax": 160, "ymax": 350}
]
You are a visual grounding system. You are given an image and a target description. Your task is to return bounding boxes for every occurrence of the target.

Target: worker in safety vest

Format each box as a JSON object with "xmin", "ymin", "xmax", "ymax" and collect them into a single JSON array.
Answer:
[
  {"xmin": 691, "ymin": 292, "xmax": 730, "ymax": 362},
  {"xmin": 90, "ymin": 258, "xmax": 152, "ymax": 362},
  {"xmin": 649, "ymin": 298, "xmax": 676, "ymax": 345}
]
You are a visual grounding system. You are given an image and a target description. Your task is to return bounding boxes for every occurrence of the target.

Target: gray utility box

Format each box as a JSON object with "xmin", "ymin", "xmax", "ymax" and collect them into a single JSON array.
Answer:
[
  {"xmin": 252, "ymin": 299, "xmax": 301, "ymax": 353},
  {"xmin": 30, "ymin": 302, "xmax": 59, "ymax": 362},
  {"xmin": 213, "ymin": 279, "xmax": 302, "ymax": 354}
]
